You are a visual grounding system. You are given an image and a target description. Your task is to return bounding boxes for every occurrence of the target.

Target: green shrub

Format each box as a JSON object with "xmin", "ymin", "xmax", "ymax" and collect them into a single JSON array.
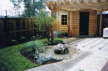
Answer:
[
  {"xmin": 34, "ymin": 40, "xmax": 45, "ymax": 48},
  {"xmin": 48, "ymin": 40, "xmax": 64, "ymax": 45},
  {"xmin": 25, "ymin": 40, "xmax": 45, "ymax": 48}
]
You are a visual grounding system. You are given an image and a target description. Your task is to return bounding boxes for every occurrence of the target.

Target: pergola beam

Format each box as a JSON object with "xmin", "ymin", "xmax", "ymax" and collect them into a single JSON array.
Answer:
[{"xmin": 47, "ymin": 0, "xmax": 108, "ymax": 12}]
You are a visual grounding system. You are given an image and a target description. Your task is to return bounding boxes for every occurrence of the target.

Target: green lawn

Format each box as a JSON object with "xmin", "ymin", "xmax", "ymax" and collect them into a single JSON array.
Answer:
[
  {"xmin": 0, "ymin": 38, "xmax": 63, "ymax": 71},
  {"xmin": 0, "ymin": 43, "xmax": 37, "ymax": 71}
]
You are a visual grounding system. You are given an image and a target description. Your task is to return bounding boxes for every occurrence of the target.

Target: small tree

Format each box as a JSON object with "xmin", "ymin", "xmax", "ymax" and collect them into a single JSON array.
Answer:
[
  {"xmin": 11, "ymin": 0, "xmax": 46, "ymax": 17},
  {"xmin": 34, "ymin": 11, "xmax": 55, "ymax": 42}
]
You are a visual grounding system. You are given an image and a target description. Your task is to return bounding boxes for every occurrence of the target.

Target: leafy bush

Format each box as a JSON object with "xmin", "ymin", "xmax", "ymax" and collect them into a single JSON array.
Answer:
[
  {"xmin": 48, "ymin": 40, "xmax": 64, "ymax": 45},
  {"xmin": 34, "ymin": 11, "xmax": 55, "ymax": 41},
  {"xmin": 25, "ymin": 40, "xmax": 45, "ymax": 48}
]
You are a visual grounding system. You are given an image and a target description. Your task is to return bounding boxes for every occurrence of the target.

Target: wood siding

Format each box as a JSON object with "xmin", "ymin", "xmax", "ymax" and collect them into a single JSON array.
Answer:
[
  {"xmin": 53, "ymin": 19, "xmax": 68, "ymax": 32},
  {"xmin": 59, "ymin": 25, "xmax": 68, "ymax": 32},
  {"xmin": 69, "ymin": 10, "xmax": 97, "ymax": 37},
  {"xmin": 69, "ymin": 11, "xmax": 80, "ymax": 36},
  {"xmin": 89, "ymin": 11, "xmax": 97, "ymax": 36},
  {"xmin": 53, "ymin": 11, "xmax": 68, "ymax": 32}
]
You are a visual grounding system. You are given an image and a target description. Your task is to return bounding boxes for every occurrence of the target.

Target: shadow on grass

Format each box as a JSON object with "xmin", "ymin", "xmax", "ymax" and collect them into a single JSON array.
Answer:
[
  {"xmin": 0, "ymin": 63, "xmax": 8, "ymax": 71},
  {"xmin": 20, "ymin": 47, "xmax": 35, "ymax": 63},
  {"xmin": 0, "ymin": 38, "xmax": 34, "ymax": 48}
]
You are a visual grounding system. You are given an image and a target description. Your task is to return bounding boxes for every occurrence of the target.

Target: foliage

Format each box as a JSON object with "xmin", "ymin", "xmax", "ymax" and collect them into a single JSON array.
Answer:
[
  {"xmin": 47, "ymin": 39, "xmax": 64, "ymax": 45},
  {"xmin": 26, "ymin": 38, "xmax": 63, "ymax": 48},
  {"xmin": 34, "ymin": 11, "xmax": 54, "ymax": 31},
  {"xmin": 47, "ymin": 38, "xmax": 64, "ymax": 45},
  {"xmin": 10, "ymin": 0, "xmax": 24, "ymax": 16},
  {"xmin": 0, "ymin": 44, "xmax": 37, "ymax": 71},
  {"xmin": 34, "ymin": 11, "xmax": 55, "ymax": 41},
  {"xmin": 11, "ymin": 0, "xmax": 46, "ymax": 17},
  {"xmin": 34, "ymin": 40, "xmax": 45, "ymax": 48},
  {"xmin": 25, "ymin": 40, "xmax": 45, "ymax": 51},
  {"xmin": 23, "ymin": 0, "xmax": 45, "ymax": 17},
  {"xmin": 10, "ymin": 0, "xmax": 23, "ymax": 8},
  {"xmin": 25, "ymin": 39, "xmax": 47, "ymax": 60},
  {"xmin": 25, "ymin": 40, "xmax": 47, "ymax": 48}
]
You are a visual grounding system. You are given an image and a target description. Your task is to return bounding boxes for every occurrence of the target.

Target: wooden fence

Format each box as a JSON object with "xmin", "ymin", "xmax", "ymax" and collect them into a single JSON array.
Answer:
[{"xmin": 0, "ymin": 17, "xmax": 37, "ymax": 45}]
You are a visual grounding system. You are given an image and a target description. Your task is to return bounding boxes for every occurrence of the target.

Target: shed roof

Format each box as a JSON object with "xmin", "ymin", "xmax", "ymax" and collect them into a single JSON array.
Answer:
[{"xmin": 47, "ymin": 0, "xmax": 108, "ymax": 12}]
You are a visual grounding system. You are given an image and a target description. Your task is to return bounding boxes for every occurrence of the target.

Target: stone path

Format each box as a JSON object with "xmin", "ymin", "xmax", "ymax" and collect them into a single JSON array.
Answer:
[{"xmin": 26, "ymin": 38, "xmax": 108, "ymax": 71}]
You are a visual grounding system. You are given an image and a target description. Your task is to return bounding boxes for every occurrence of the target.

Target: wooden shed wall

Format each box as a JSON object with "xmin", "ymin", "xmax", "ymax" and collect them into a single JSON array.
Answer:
[
  {"xmin": 89, "ymin": 11, "xmax": 97, "ymax": 36},
  {"xmin": 69, "ymin": 11, "xmax": 80, "ymax": 36},
  {"xmin": 59, "ymin": 25, "xmax": 68, "ymax": 32},
  {"xmin": 53, "ymin": 21, "xmax": 68, "ymax": 32},
  {"xmin": 52, "ymin": 11, "xmax": 68, "ymax": 32},
  {"xmin": 69, "ymin": 10, "xmax": 97, "ymax": 37},
  {"xmin": 53, "ymin": 20, "xmax": 68, "ymax": 32}
]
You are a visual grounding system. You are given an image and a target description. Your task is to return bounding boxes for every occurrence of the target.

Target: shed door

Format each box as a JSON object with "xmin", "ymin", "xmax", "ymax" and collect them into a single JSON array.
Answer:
[{"xmin": 80, "ymin": 12, "xmax": 89, "ymax": 35}]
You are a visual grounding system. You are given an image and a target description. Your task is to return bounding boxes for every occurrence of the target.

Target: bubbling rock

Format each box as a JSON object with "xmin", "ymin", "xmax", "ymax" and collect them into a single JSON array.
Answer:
[{"xmin": 54, "ymin": 43, "xmax": 69, "ymax": 54}]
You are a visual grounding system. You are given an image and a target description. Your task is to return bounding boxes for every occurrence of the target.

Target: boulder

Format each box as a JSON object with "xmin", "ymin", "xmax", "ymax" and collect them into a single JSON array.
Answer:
[{"xmin": 54, "ymin": 44, "xmax": 69, "ymax": 54}]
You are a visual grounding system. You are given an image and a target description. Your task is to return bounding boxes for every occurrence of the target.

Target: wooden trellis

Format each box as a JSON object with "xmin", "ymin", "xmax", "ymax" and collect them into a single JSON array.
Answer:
[{"xmin": 47, "ymin": 0, "xmax": 108, "ymax": 12}]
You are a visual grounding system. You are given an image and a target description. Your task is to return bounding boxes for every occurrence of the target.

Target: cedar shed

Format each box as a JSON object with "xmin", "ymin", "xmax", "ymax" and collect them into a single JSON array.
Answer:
[{"xmin": 47, "ymin": 0, "xmax": 108, "ymax": 37}]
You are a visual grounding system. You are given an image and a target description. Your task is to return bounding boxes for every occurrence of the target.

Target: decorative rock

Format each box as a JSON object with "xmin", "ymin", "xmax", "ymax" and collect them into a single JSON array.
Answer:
[
  {"xmin": 36, "ymin": 56, "xmax": 47, "ymax": 64},
  {"xmin": 54, "ymin": 44, "xmax": 69, "ymax": 54},
  {"xmin": 35, "ymin": 56, "xmax": 62, "ymax": 64}
]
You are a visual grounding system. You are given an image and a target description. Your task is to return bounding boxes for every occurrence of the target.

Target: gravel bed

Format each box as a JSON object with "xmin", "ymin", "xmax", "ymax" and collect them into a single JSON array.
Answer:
[{"xmin": 39, "ymin": 38, "xmax": 79, "ymax": 60}]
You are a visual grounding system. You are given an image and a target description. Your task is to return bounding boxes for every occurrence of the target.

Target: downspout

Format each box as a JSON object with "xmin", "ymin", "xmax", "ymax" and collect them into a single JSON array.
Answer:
[
  {"xmin": 68, "ymin": 11, "xmax": 70, "ymax": 37},
  {"xmin": 99, "ymin": 11, "xmax": 103, "ymax": 37}
]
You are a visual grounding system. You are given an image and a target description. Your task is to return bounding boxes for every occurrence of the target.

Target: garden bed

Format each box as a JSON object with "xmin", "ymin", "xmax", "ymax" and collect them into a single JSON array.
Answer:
[
  {"xmin": 20, "ymin": 38, "xmax": 78, "ymax": 66},
  {"xmin": 20, "ymin": 38, "xmax": 64, "ymax": 65}
]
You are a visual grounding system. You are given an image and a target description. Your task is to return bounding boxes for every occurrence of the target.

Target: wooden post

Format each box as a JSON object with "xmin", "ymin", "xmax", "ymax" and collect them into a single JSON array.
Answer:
[
  {"xmin": 68, "ymin": 11, "xmax": 70, "ymax": 37},
  {"xmin": 14, "ymin": 19, "xmax": 17, "ymax": 39},
  {"xmin": 5, "ymin": 10, "xmax": 8, "ymax": 18},
  {"xmin": 96, "ymin": 12, "xmax": 98, "ymax": 36},
  {"xmin": 99, "ymin": 12, "xmax": 103, "ymax": 36}
]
